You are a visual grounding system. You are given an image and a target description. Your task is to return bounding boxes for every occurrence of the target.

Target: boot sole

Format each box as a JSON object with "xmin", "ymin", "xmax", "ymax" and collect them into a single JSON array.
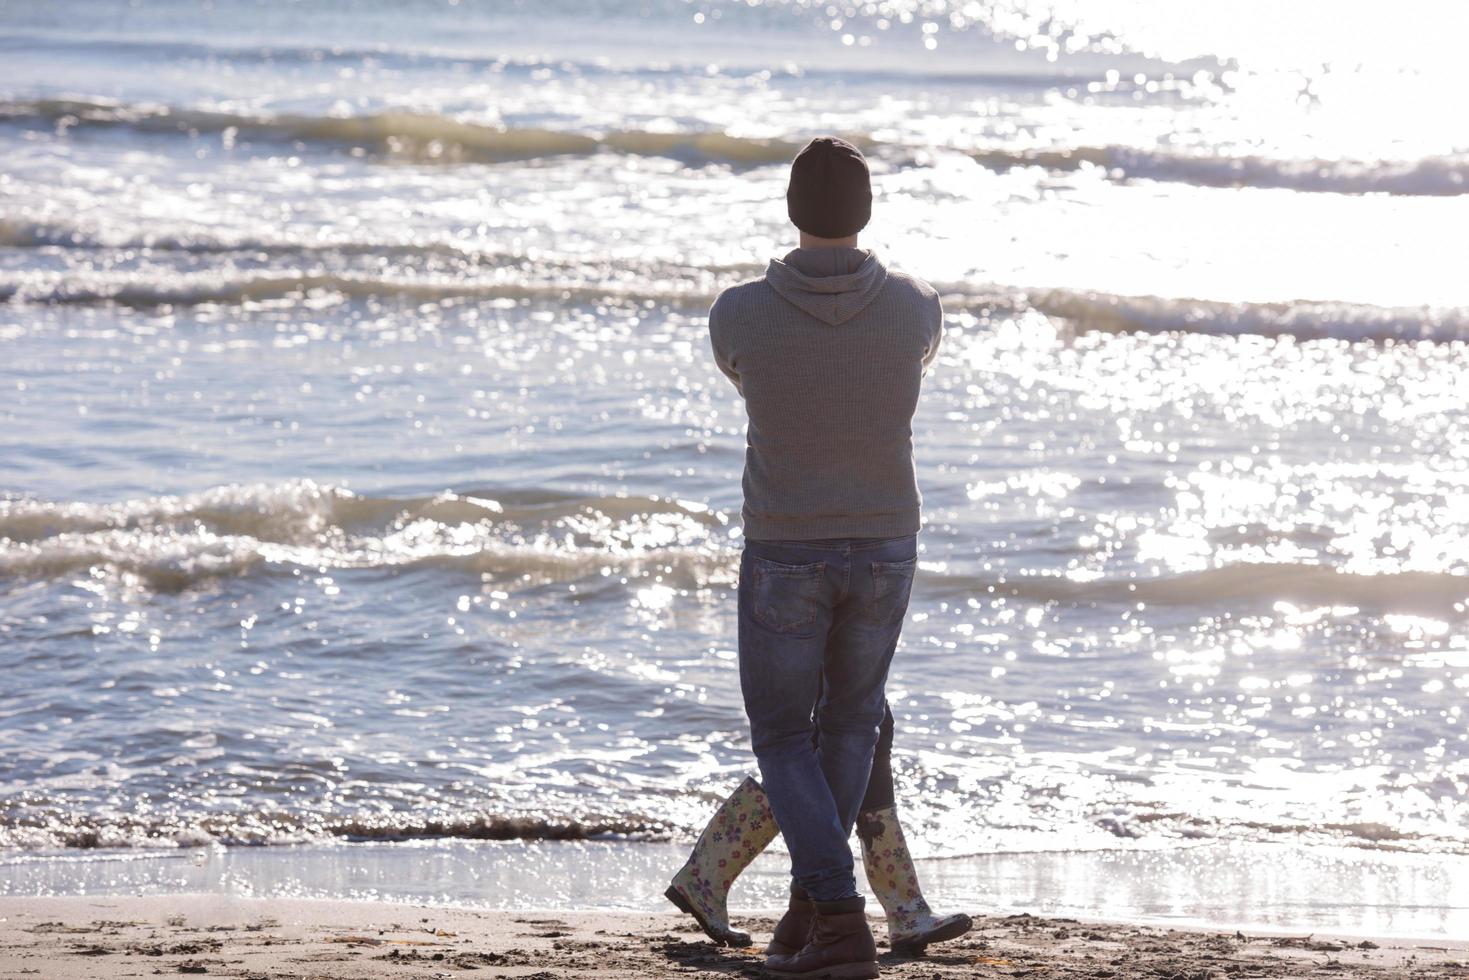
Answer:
[
  {"xmin": 891, "ymin": 913, "xmax": 973, "ymax": 953},
  {"xmin": 762, "ymin": 961, "xmax": 880, "ymax": 979},
  {"xmin": 664, "ymin": 885, "xmax": 752, "ymax": 948}
]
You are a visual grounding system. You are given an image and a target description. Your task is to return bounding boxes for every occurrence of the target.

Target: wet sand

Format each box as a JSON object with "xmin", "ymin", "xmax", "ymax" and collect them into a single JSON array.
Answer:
[{"xmin": 2, "ymin": 896, "xmax": 1465, "ymax": 979}]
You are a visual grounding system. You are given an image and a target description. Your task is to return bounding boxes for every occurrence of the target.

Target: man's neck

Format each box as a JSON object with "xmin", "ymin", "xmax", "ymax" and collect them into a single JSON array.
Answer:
[{"xmin": 798, "ymin": 231, "xmax": 859, "ymax": 249}]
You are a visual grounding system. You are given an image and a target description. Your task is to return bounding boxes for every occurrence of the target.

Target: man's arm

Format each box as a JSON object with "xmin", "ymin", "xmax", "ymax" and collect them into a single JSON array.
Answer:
[
  {"xmin": 921, "ymin": 292, "xmax": 944, "ymax": 376},
  {"xmin": 708, "ymin": 294, "xmax": 744, "ymax": 396}
]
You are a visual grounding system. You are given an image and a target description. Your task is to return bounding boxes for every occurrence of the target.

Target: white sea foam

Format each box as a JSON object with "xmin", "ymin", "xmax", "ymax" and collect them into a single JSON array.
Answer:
[{"xmin": 0, "ymin": 481, "xmax": 735, "ymax": 591}]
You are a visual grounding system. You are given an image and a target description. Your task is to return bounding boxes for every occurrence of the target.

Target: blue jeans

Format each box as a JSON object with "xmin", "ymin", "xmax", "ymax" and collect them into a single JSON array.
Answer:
[{"xmin": 738, "ymin": 534, "xmax": 918, "ymax": 902}]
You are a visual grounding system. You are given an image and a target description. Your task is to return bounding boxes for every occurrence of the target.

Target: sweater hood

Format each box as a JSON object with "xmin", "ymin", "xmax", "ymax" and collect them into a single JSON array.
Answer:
[{"xmin": 765, "ymin": 247, "xmax": 887, "ymax": 326}]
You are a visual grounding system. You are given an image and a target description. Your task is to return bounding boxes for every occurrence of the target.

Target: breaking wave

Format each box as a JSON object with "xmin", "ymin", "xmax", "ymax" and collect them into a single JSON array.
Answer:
[
  {"xmin": 0, "ymin": 809, "xmax": 676, "ymax": 851},
  {"xmin": 0, "ymin": 218, "xmax": 521, "ymax": 261},
  {"xmin": 5, "ymin": 791, "xmax": 1466, "ymax": 855},
  {"xmin": 0, "ymin": 98, "xmax": 805, "ymax": 165},
  {"xmin": 4, "ymin": 482, "xmax": 1467, "ymax": 615},
  {"xmin": 0, "ymin": 220, "xmax": 766, "ymax": 283},
  {"xmin": 930, "ymin": 565, "xmax": 1469, "ymax": 618},
  {"xmin": 0, "ymin": 480, "xmax": 736, "ymax": 592},
  {"xmin": 1014, "ymin": 289, "xmax": 1469, "ymax": 342},
  {"xmin": 3, "ymin": 98, "xmax": 1466, "ymax": 194},
  {"xmin": 969, "ymin": 144, "xmax": 1469, "ymax": 196},
  {"xmin": 3, "ymin": 254, "xmax": 1464, "ymax": 343},
  {"xmin": 0, "ymin": 267, "xmax": 725, "ymax": 309}
]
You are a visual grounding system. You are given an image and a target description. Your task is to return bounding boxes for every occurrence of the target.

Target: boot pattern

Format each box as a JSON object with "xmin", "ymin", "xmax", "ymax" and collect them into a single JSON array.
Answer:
[
  {"xmin": 670, "ymin": 776, "xmax": 779, "ymax": 940},
  {"xmin": 858, "ymin": 804, "xmax": 963, "ymax": 944}
]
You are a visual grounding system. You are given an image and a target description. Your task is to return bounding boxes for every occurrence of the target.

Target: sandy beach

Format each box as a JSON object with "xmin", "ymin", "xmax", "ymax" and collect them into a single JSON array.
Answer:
[
  {"xmin": 2, "ymin": 896, "xmax": 1465, "ymax": 980},
  {"xmin": 3, "ymin": 6, "xmax": 1467, "ymax": 980}
]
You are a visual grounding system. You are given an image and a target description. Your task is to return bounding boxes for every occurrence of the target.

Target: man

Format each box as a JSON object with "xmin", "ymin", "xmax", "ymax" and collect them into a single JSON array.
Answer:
[{"xmin": 707, "ymin": 136, "xmax": 943, "ymax": 979}]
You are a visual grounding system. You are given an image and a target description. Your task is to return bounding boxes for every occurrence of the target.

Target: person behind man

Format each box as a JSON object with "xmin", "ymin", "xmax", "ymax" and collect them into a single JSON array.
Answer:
[{"xmin": 705, "ymin": 137, "xmax": 943, "ymax": 978}]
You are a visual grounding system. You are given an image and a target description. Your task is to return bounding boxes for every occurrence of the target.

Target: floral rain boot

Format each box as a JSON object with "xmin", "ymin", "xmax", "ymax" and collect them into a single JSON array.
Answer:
[
  {"xmin": 857, "ymin": 805, "xmax": 973, "ymax": 953},
  {"xmin": 665, "ymin": 776, "xmax": 780, "ymax": 947}
]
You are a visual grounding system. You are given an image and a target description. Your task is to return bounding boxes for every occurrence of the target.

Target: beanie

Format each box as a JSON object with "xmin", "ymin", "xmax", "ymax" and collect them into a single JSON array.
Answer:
[{"xmin": 786, "ymin": 136, "xmax": 872, "ymax": 239}]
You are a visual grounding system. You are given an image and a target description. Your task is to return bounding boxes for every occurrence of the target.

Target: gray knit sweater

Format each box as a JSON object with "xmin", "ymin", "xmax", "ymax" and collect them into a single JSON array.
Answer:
[{"xmin": 708, "ymin": 247, "xmax": 943, "ymax": 541}]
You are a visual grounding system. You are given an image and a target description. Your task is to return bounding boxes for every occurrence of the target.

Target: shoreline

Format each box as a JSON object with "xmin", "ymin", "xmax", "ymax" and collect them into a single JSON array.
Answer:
[
  {"xmin": 3, "ymin": 895, "xmax": 1466, "ymax": 979},
  {"xmin": 6, "ymin": 838, "xmax": 1465, "ymax": 942}
]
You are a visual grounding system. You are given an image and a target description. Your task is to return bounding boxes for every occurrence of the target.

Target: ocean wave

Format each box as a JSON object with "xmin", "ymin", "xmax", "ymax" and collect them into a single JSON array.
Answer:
[
  {"xmin": 0, "ymin": 32, "xmax": 1108, "ymax": 87},
  {"xmin": 1016, "ymin": 289, "xmax": 1469, "ymax": 342},
  {"xmin": 4, "ymin": 797, "xmax": 1464, "ymax": 855},
  {"xmin": 4, "ymin": 482, "xmax": 1468, "ymax": 613},
  {"xmin": 0, "ymin": 480, "xmax": 735, "ymax": 592},
  {"xmin": 0, "ymin": 217, "xmax": 766, "ymax": 288},
  {"xmin": 969, "ymin": 145, "xmax": 1469, "ymax": 196},
  {"xmin": 0, "ymin": 809, "xmax": 676, "ymax": 851},
  {"xmin": 0, "ymin": 267, "xmax": 724, "ymax": 308},
  {"xmin": 3, "ymin": 97, "xmax": 1464, "ymax": 195},
  {"xmin": 0, "ymin": 218, "xmax": 505, "ymax": 261},
  {"xmin": 4, "ymin": 259, "xmax": 1464, "ymax": 343},
  {"xmin": 1078, "ymin": 811, "xmax": 1469, "ymax": 857},
  {"xmin": 0, "ymin": 98, "xmax": 805, "ymax": 165},
  {"xmin": 932, "ymin": 564, "xmax": 1469, "ymax": 618}
]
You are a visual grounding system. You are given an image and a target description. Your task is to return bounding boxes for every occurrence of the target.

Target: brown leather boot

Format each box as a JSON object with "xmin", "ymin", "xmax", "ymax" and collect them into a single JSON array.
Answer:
[
  {"xmin": 765, "ymin": 884, "xmax": 816, "ymax": 956},
  {"xmin": 764, "ymin": 896, "xmax": 878, "ymax": 979}
]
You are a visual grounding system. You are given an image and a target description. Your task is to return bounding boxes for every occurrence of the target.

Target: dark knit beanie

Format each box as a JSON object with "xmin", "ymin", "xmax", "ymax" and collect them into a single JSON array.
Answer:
[{"xmin": 786, "ymin": 136, "xmax": 872, "ymax": 239}]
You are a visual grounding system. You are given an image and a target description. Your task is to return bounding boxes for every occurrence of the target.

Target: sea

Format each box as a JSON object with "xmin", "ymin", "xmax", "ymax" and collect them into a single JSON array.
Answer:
[{"xmin": 1, "ymin": 0, "xmax": 1467, "ymax": 939}]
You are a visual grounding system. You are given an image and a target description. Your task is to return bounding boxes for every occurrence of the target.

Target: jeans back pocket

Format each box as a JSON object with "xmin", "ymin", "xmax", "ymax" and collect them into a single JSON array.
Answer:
[
  {"xmin": 864, "ymin": 556, "xmax": 916, "ymax": 627},
  {"xmin": 749, "ymin": 556, "xmax": 826, "ymax": 635}
]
